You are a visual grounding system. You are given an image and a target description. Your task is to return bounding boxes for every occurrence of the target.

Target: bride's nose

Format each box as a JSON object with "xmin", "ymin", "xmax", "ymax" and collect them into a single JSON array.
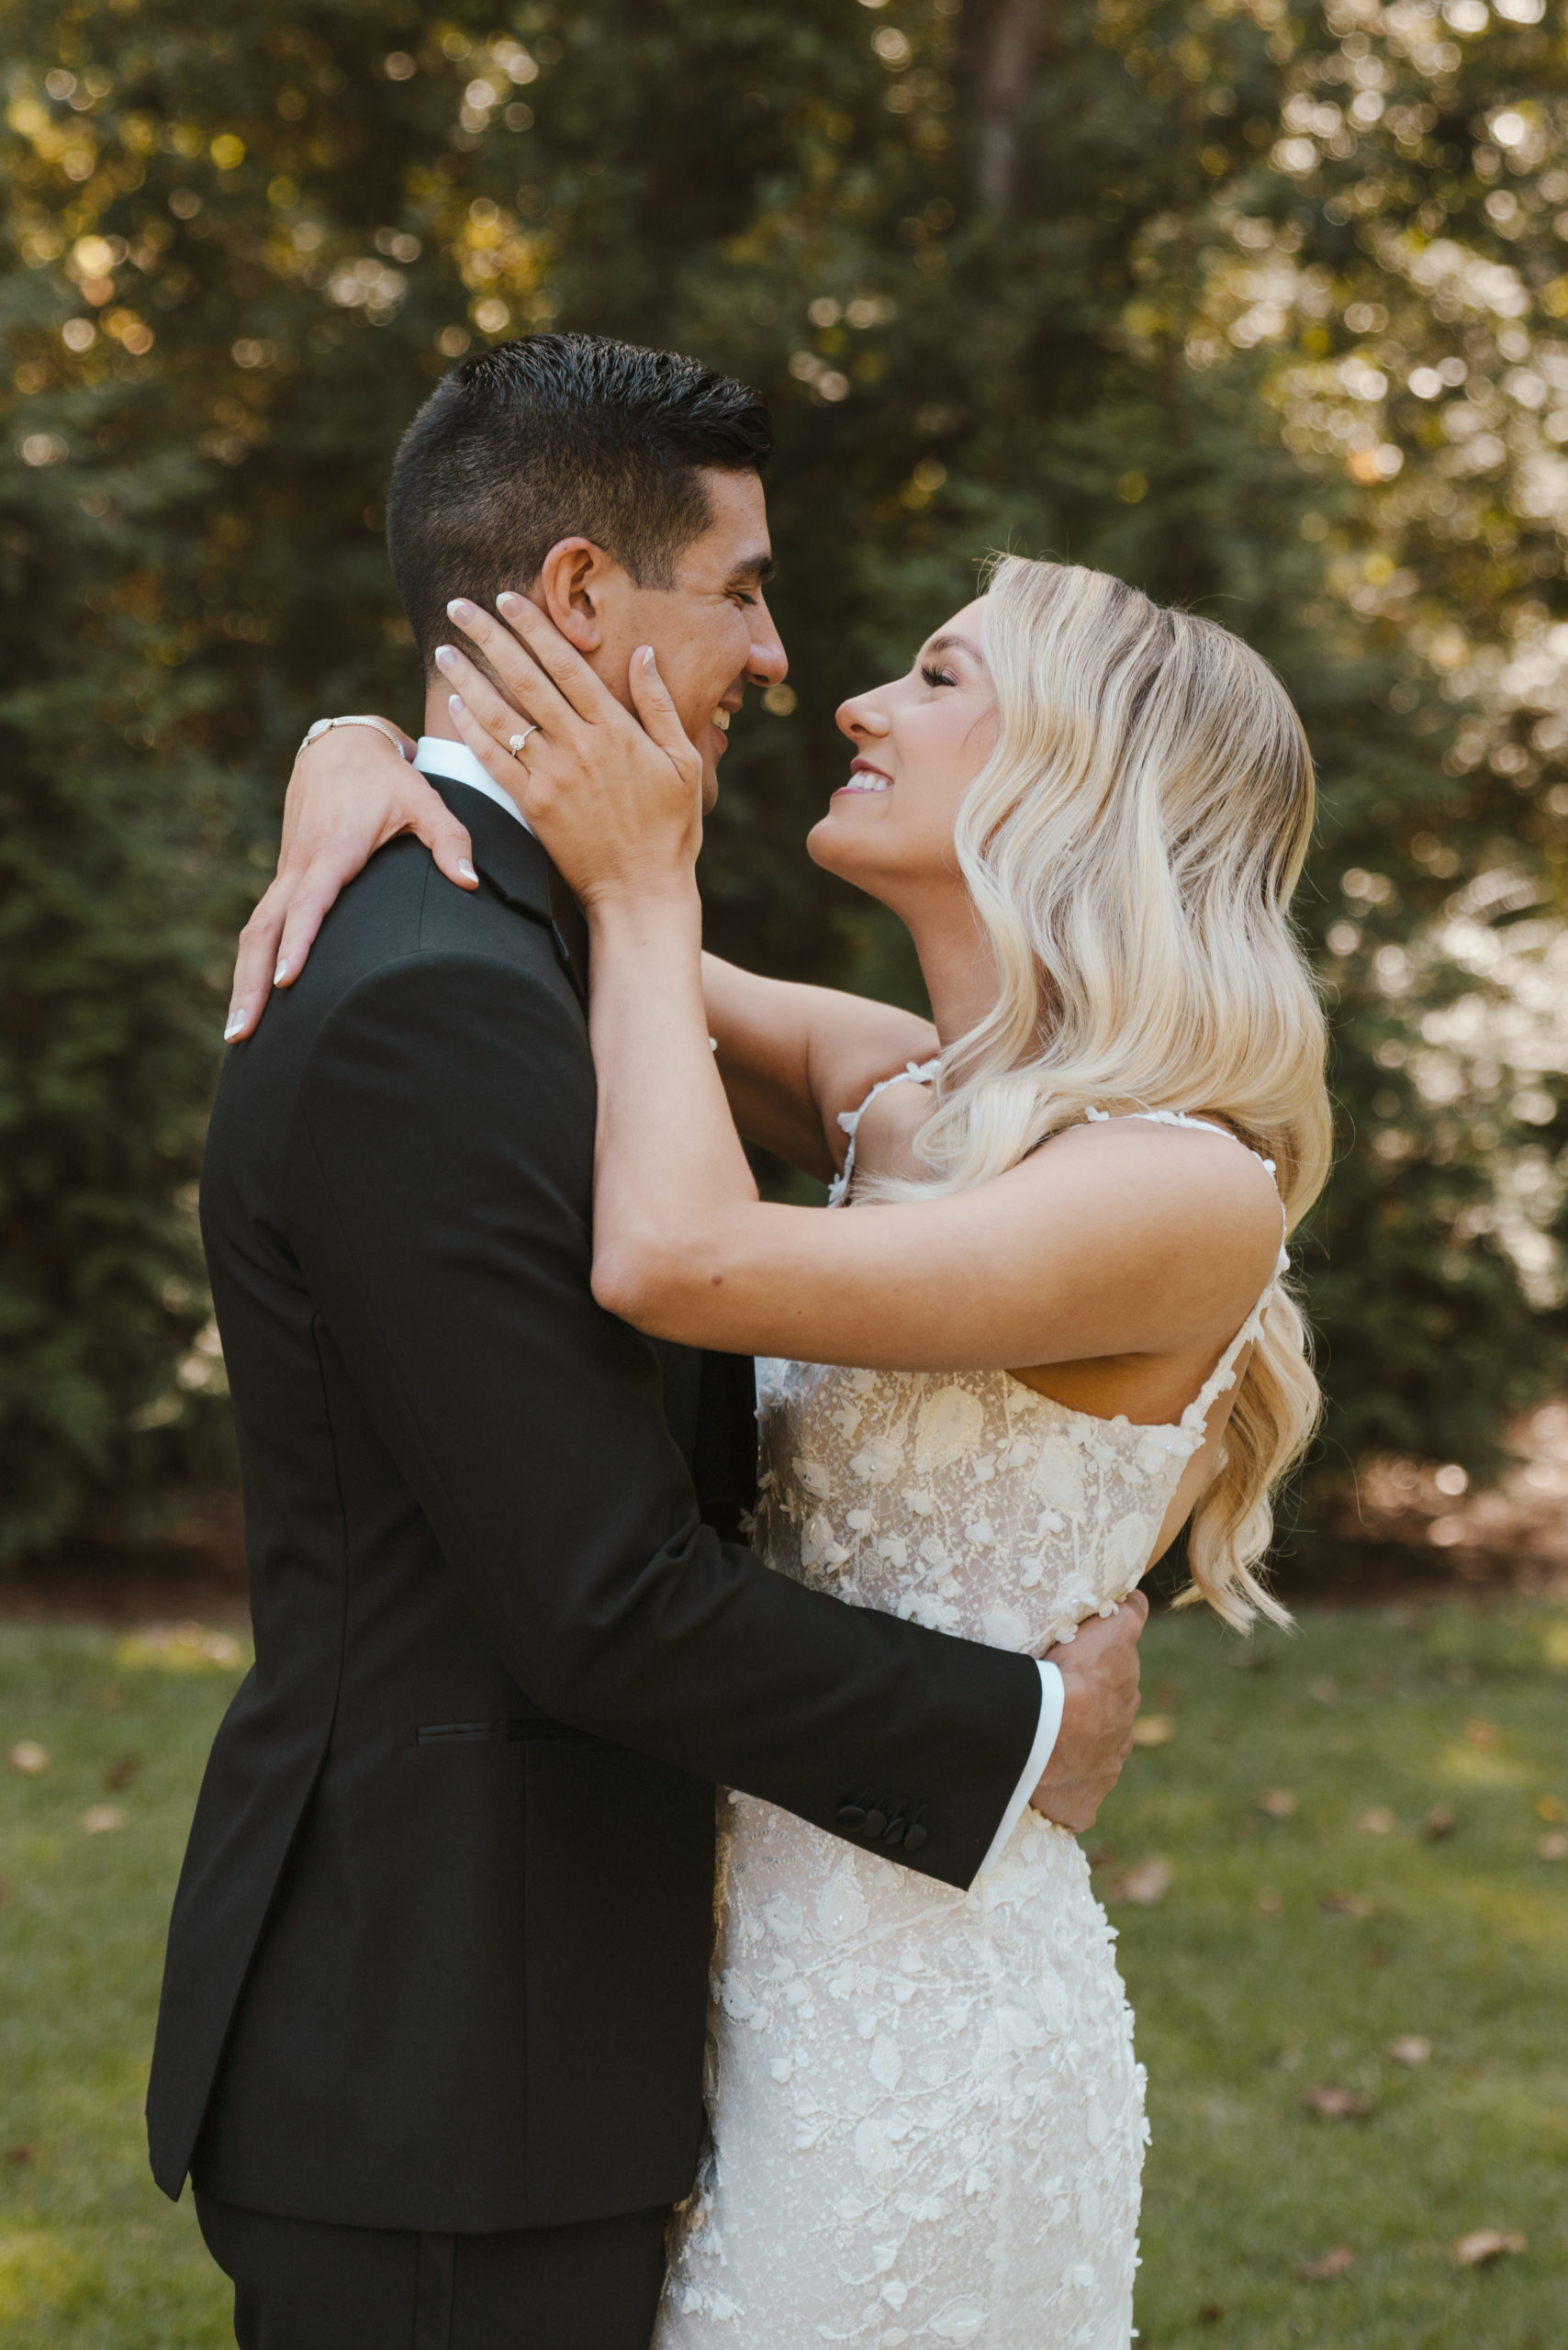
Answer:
[{"xmin": 836, "ymin": 693, "xmax": 891, "ymax": 741}]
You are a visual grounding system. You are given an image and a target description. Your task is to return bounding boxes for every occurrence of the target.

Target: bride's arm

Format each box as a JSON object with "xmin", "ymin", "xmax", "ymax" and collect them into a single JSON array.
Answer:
[
  {"xmin": 703, "ymin": 954, "xmax": 935, "ymax": 1181},
  {"xmin": 224, "ymin": 723, "xmax": 477, "ymax": 1040},
  {"xmin": 223, "ymin": 696, "xmax": 935, "ymax": 1183},
  {"xmin": 442, "ymin": 599, "xmax": 1284, "ymax": 1377},
  {"xmin": 588, "ymin": 892, "xmax": 1280, "ymax": 1372}
]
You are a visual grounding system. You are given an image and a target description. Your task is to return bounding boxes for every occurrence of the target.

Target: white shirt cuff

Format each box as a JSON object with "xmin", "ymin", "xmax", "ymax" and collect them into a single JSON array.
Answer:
[{"xmin": 976, "ymin": 1661, "xmax": 1065, "ymax": 1878}]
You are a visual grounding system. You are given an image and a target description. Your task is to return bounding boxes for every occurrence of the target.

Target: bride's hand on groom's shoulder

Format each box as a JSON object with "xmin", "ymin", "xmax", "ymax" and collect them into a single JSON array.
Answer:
[
  {"xmin": 441, "ymin": 595, "xmax": 705, "ymax": 914},
  {"xmin": 1029, "ymin": 1591, "xmax": 1149, "ymax": 1833},
  {"xmin": 224, "ymin": 722, "xmax": 474, "ymax": 1043}
]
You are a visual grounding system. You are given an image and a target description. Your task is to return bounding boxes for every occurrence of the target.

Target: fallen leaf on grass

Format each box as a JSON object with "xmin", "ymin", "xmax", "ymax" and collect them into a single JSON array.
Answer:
[
  {"xmin": 115, "ymin": 1621, "xmax": 242, "ymax": 1673},
  {"xmin": 1463, "ymin": 1718, "xmax": 1498, "ymax": 1750},
  {"xmin": 1388, "ymin": 2036, "xmax": 1432, "ymax": 2066},
  {"xmin": 1304, "ymin": 2086, "xmax": 1373, "ymax": 2119},
  {"xmin": 1130, "ymin": 1714, "xmax": 1175, "ymax": 1747},
  {"xmin": 105, "ymin": 1755, "xmax": 141, "ymax": 1793},
  {"xmin": 1536, "ymin": 1794, "xmax": 1566, "ymax": 1822},
  {"xmin": 80, "ymin": 1805, "xmax": 125, "ymax": 1836},
  {"xmin": 1421, "ymin": 1806, "xmax": 1457, "ymax": 1841},
  {"xmin": 1357, "ymin": 1807, "xmax": 1397, "ymax": 1834},
  {"xmin": 1319, "ymin": 1891, "xmax": 1373, "ymax": 1918},
  {"xmin": 1309, "ymin": 1676, "xmax": 1338, "ymax": 1704},
  {"xmin": 8, "ymin": 1741, "xmax": 48, "ymax": 1775},
  {"xmin": 1107, "ymin": 1860, "xmax": 1170, "ymax": 1905},
  {"xmin": 6, "ymin": 2145, "xmax": 36, "ymax": 2165},
  {"xmin": 1452, "ymin": 2231, "xmax": 1525, "ymax": 2267},
  {"xmin": 1257, "ymin": 1889, "xmax": 1282, "ymax": 1916},
  {"xmin": 1258, "ymin": 1788, "xmax": 1297, "ymax": 1818},
  {"xmin": 1297, "ymin": 2245, "xmax": 1355, "ymax": 2280},
  {"xmin": 1196, "ymin": 2304, "xmax": 1226, "ymax": 2324},
  {"xmin": 1538, "ymin": 1832, "xmax": 1568, "ymax": 1861}
]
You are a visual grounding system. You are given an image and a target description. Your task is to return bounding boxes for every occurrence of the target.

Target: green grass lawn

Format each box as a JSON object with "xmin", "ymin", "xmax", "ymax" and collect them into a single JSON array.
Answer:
[
  {"xmin": 1105, "ymin": 1600, "xmax": 1568, "ymax": 2350},
  {"xmin": 0, "ymin": 1603, "xmax": 1563, "ymax": 2348}
]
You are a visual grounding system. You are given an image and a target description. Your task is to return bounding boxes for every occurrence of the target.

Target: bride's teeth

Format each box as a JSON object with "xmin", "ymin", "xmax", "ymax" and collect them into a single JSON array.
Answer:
[{"xmin": 711, "ymin": 708, "xmax": 730, "ymax": 732}]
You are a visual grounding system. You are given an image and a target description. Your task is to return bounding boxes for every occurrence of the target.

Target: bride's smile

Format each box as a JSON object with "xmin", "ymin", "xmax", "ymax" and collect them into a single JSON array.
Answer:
[{"xmin": 810, "ymin": 599, "xmax": 1001, "ymax": 909}]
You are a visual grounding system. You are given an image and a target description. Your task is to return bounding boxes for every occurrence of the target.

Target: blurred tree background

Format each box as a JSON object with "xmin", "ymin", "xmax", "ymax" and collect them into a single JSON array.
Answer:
[{"xmin": 2, "ymin": 0, "xmax": 1564, "ymax": 1563}]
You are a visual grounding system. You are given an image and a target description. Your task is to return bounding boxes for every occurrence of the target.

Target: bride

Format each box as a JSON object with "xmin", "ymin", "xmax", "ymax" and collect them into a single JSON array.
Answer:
[{"xmin": 233, "ymin": 554, "xmax": 1329, "ymax": 2346}]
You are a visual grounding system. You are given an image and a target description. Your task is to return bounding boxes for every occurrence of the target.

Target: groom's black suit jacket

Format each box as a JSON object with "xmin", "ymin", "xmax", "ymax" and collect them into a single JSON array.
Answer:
[{"xmin": 146, "ymin": 778, "xmax": 1042, "ymax": 2234}]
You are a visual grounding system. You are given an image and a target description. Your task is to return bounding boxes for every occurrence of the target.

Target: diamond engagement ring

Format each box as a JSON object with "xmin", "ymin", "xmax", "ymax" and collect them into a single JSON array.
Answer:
[{"xmin": 508, "ymin": 727, "xmax": 537, "ymax": 759}]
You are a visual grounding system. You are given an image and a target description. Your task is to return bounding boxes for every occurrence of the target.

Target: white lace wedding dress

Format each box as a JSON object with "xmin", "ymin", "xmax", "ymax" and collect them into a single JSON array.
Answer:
[{"xmin": 656, "ymin": 1098, "xmax": 1285, "ymax": 2350}]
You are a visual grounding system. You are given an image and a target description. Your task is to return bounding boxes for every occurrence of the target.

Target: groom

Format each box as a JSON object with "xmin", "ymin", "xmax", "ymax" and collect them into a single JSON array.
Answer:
[{"xmin": 150, "ymin": 334, "xmax": 1147, "ymax": 2350}]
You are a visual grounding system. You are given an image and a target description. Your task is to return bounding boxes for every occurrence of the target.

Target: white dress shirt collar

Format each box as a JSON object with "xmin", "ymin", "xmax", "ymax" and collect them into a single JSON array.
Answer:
[{"xmin": 414, "ymin": 735, "xmax": 530, "ymax": 832}]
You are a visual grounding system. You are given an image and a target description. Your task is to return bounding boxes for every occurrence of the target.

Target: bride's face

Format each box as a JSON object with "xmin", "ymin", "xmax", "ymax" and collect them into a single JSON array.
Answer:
[{"xmin": 807, "ymin": 600, "xmax": 999, "ymax": 901}]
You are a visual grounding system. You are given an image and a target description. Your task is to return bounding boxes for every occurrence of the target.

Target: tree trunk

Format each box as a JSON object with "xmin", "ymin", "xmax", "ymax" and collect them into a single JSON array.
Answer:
[{"xmin": 960, "ymin": 0, "xmax": 1050, "ymax": 215}]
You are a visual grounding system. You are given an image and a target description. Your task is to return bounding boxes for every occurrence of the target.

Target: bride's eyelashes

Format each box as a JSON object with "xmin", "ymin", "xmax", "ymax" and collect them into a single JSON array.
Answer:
[{"xmin": 920, "ymin": 662, "xmax": 957, "ymax": 689}]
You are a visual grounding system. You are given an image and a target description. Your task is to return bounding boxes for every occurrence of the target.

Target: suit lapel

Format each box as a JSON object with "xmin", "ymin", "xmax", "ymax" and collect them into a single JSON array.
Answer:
[
  {"xmin": 429, "ymin": 777, "xmax": 589, "ymax": 1013},
  {"xmin": 545, "ymin": 864, "xmax": 590, "ymax": 1010}
]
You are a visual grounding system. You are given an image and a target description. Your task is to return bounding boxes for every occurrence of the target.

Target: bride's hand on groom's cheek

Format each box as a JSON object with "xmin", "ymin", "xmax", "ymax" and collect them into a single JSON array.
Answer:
[
  {"xmin": 1029, "ymin": 1590, "xmax": 1149, "ymax": 1833},
  {"xmin": 438, "ymin": 595, "xmax": 704, "ymax": 911}
]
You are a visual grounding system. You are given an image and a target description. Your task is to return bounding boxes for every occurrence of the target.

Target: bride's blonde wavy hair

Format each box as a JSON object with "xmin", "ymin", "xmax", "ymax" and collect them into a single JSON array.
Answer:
[{"xmin": 868, "ymin": 556, "xmax": 1331, "ymax": 1630}]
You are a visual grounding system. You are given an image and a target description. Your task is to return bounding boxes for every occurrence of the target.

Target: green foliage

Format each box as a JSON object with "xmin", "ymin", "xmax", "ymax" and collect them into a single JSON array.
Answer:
[{"xmin": 1, "ymin": 0, "xmax": 1563, "ymax": 1556}]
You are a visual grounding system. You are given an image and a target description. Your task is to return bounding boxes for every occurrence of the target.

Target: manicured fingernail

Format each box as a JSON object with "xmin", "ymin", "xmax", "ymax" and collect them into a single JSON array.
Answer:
[
  {"xmin": 224, "ymin": 1009, "xmax": 246, "ymax": 1041},
  {"xmin": 449, "ymin": 692, "xmax": 465, "ymax": 719},
  {"xmin": 433, "ymin": 643, "xmax": 459, "ymax": 674},
  {"xmin": 445, "ymin": 598, "xmax": 478, "ymax": 623},
  {"xmin": 496, "ymin": 590, "xmax": 523, "ymax": 615},
  {"xmin": 274, "ymin": 959, "xmax": 288, "ymax": 986},
  {"xmin": 641, "ymin": 645, "xmax": 656, "ymax": 672},
  {"xmin": 457, "ymin": 859, "xmax": 477, "ymax": 883}
]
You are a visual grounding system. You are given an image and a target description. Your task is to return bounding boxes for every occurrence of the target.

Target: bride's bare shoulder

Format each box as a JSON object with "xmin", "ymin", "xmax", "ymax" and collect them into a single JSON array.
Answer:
[{"xmin": 1015, "ymin": 1113, "xmax": 1285, "ymax": 1304}]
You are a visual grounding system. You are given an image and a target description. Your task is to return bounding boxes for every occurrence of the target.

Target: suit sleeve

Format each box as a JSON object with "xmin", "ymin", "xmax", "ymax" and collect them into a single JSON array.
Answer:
[{"xmin": 285, "ymin": 949, "xmax": 1042, "ymax": 1890}]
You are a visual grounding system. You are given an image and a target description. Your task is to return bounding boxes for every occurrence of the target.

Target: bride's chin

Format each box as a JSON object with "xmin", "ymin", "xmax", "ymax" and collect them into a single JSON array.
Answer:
[
  {"xmin": 808, "ymin": 814, "xmax": 902, "ymax": 901},
  {"xmin": 805, "ymin": 811, "xmax": 855, "ymax": 878}
]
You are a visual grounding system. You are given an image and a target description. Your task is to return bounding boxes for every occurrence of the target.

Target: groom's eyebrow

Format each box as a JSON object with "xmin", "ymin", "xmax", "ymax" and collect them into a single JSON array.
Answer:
[{"xmin": 722, "ymin": 546, "xmax": 777, "ymax": 589}]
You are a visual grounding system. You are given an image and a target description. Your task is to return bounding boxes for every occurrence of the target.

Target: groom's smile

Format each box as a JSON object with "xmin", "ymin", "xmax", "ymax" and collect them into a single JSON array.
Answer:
[
  {"xmin": 628, "ymin": 466, "xmax": 784, "ymax": 810},
  {"xmin": 503, "ymin": 465, "xmax": 784, "ymax": 815}
]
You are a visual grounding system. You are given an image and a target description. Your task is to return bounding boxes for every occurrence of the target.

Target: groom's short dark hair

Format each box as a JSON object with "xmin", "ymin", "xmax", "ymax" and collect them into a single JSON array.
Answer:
[{"xmin": 386, "ymin": 332, "xmax": 773, "ymax": 668}]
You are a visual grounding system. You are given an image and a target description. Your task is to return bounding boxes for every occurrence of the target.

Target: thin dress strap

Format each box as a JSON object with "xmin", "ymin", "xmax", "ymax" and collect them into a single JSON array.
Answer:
[
  {"xmin": 827, "ymin": 1058, "xmax": 941, "ymax": 1209},
  {"xmin": 1084, "ymin": 1108, "xmax": 1290, "ymax": 1441}
]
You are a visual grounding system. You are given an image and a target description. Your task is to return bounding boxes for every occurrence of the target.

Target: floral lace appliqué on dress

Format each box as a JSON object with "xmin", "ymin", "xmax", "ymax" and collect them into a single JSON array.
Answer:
[{"xmin": 656, "ymin": 1110, "xmax": 1283, "ymax": 2350}]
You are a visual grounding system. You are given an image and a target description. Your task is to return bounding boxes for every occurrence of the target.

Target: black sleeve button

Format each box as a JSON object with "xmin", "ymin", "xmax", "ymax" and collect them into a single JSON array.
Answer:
[
  {"xmin": 861, "ymin": 1807, "xmax": 888, "ymax": 1840},
  {"xmin": 835, "ymin": 1804, "xmax": 868, "ymax": 1831},
  {"xmin": 902, "ymin": 1823, "xmax": 929, "ymax": 1853},
  {"xmin": 882, "ymin": 1817, "xmax": 908, "ymax": 1846}
]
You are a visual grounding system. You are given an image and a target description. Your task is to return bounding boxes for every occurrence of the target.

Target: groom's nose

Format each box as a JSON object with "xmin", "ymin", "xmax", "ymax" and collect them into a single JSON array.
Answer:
[{"xmin": 745, "ymin": 596, "xmax": 788, "ymax": 688}]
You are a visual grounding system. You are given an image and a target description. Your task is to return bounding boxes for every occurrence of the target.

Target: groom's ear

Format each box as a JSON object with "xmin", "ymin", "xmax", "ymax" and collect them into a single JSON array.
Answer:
[{"xmin": 535, "ymin": 536, "xmax": 622, "ymax": 657}]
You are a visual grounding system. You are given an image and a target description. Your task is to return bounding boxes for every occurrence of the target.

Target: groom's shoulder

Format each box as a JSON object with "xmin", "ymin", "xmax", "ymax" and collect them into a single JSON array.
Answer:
[
  {"xmin": 212, "ymin": 841, "xmax": 577, "ymax": 1140},
  {"xmin": 296, "ymin": 834, "xmax": 571, "ymax": 1026},
  {"xmin": 320, "ymin": 834, "xmax": 554, "ymax": 987}
]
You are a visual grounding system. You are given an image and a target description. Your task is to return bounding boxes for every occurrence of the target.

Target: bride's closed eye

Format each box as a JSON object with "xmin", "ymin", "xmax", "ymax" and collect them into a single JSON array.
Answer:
[{"xmin": 920, "ymin": 662, "xmax": 958, "ymax": 689}]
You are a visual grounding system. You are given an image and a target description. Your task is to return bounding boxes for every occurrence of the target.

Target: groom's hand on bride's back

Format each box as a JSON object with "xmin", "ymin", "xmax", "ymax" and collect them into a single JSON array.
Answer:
[{"xmin": 1029, "ymin": 1592, "xmax": 1149, "ymax": 1832}]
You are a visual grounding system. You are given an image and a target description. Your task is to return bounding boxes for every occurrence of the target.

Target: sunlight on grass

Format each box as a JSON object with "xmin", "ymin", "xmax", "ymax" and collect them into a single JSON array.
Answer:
[
  {"xmin": 0, "ymin": 2228, "xmax": 103, "ymax": 2323},
  {"xmin": 1, "ymin": 1606, "xmax": 1563, "ymax": 2348},
  {"xmin": 1106, "ymin": 1603, "xmax": 1568, "ymax": 2350},
  {"xmin": 0, "ymin": 1627, "xmax": 244, "ymax": 2349}
]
